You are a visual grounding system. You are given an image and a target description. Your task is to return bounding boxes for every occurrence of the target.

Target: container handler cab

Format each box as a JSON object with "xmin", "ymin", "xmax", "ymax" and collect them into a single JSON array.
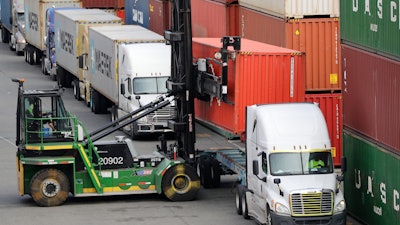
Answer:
[{"xmin": 12, "ymin": 78, "xmax": 199, "ymax": 206}]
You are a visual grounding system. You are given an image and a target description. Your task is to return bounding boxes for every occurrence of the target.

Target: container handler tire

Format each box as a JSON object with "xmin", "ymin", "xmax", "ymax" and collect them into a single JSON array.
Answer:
[
  {"xmin": 235, "ymin": 184, "xmax": 244, "ymax": 215},
  {"xmin": 162, "ymin": 164, "xmax": 200, "ymax": 201},
  {"xmin": 30, "ymin": 168, "xmax": 70, "ymax": 207}
]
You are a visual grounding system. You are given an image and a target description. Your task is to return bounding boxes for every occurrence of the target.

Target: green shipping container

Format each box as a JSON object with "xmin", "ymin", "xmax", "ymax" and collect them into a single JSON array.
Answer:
[
  {"xmin": 343, "ymin": 129, "xmax": 400, "ymax": 225},
  {"xmin": 340, "ymin": 0, "xmax": 400, "ymax": 60}
]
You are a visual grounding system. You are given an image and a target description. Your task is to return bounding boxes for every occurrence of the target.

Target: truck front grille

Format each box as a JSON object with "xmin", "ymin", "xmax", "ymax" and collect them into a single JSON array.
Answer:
[
  {"xmin": 290, "ymin": 190, "xmax": 333, "ymax": 216},
  {"xmin": 145, "ymin": 105, "xmax": 176, "ymax": 123}
]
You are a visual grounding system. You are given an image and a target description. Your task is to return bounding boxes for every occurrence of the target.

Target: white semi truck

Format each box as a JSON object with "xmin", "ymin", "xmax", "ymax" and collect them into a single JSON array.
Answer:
[
  {"xmin": 53, "ymin": 8, "xmax": 122, "ymax": 95},
  {"xmin": 198, "ymin": 103, "xmax": 347, "ymax": 225},
  {"xmin": 24, "ymin": 0, "xmax": 81, "ymax": 65},
  {"xmin": 82, "ymin": 25, "xmax": 175, "ymax": 138},
  {"xmin": 0, "ymin": 0, "xmax": 26, "ymax": 55}
]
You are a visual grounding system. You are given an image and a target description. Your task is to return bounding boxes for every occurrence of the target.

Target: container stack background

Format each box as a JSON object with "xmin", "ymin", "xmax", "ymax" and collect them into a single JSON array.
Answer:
[
  {"xmin": 82, "ymin": 0, "xmax": 126, "ymax": 22},
  {"xmin": 339, "ymin": 0, "xmax": 400, "ymax": 224},
  {"xmin": 186, "ymin": 0, "xmax": 343, "ymax": 166}
]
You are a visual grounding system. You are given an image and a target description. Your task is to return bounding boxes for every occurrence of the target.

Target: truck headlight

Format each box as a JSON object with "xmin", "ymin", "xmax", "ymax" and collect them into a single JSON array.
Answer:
[
  {"xmin": 334, "ymin": 200, "xmax": 346, "ymax": 213},
  {"xmin": 275, "ymin": 202, "xmax": 290, "ymax": 215}
]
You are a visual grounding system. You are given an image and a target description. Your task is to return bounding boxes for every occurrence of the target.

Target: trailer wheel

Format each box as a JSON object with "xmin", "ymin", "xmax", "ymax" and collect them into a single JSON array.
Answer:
[
  {"xmin": 41, "ymin": 56, "xmax": 49, "ymax": 75},
  {"xmin": 28, "ymin": 48, "xmax": 34, "ymax": 65},
  {"xmin": 73, "ymin": 79, "xmax": 81, "ymax": 101},
  {"xmin": 162, "ymin": 164, "xmax": 200, "ymax": 201},
  {"xmin": 210, "ymin": 159, "xmax": 221, "ymax": 188},
  {"xmin": 241, "ymin": 190, "xmax": 250, "ymax": 219},
  {"xmin": 235, "ymin": 184, "xmax": 243, "ymax": 215},
  {"xmin": 30, "ymin": 168, "xmax": 70, "ymax": 207},
  {"xmin": 199, "ymin": 157, "xmax": 212, "ymax": 188}
]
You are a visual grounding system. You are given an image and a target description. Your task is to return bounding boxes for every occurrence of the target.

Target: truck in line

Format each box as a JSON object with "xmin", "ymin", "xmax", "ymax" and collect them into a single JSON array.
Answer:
[
  {"xmin": 23, "ymin": 0, "xmax": 81, "ymax": 65},
  {"xmin": 52, "ymin": 8, "xmax": 122, "ymax": 91},
  {"xmin": 197, "ymin": 103, "xmax": 347, "ymax": 224},
  {"xmin": 1, "ymin": 0, "xmax": 26, "ymax": 55},
  {"xmin": 80, "ymin": 25, "xmax": 175, "ymax": 138}
]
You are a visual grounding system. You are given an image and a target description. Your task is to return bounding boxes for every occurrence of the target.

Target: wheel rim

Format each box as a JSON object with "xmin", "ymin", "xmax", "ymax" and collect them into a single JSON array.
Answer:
[
  {"xmin": 171, "ymin": 174, "xmax": 191, "ymax": 194},
  {"xmin": 41, "ymin": 179, "xmax": 60, "ymax": 198},
  {"xmin": 235, "ymin": 190, "xmax": 240, "ymax": 209}
]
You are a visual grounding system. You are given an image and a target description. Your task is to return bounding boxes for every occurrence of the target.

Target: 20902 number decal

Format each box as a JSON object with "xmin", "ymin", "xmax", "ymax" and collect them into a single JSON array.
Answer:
[{"xmin": 99, "ymin": 157, "xmax": 124, "ymax": 165}]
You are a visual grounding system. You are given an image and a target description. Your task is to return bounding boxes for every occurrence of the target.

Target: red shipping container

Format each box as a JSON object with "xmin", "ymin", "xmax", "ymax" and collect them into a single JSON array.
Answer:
[
  {"xmin": 193, "ymin": 38, "xmax": 306, "ymax": 138},
  {"xmin": 116, "ymin": 9, "xmax": 125, "ymax": 22},
  {"xmin": 305, "ymin": 93, "xmax": 343, "ymax": 166},
  {"xmin": 82, "ymin": 0, "xmax": 124, "ymax": 9},
  {"xmin": 191, "ymin": 0, "xmax": 239, "ymax": 37},
  {"xmin": 239, "ymin": 6, "xmax": 341, "ymax": 91},
  {"xmin": 342, "ymin": 44, "xmax": 400, "ymax": 153},
  {"xmin": 149, "ymin": 0, "xmax": 171, "ymax": 35}
]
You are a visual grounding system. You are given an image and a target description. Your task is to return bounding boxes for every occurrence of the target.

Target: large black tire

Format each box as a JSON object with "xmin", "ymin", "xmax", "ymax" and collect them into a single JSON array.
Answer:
[
  {"xmin": 199, "ymin": 157, "xmax": 212, "ymax": 188},
  {"xmin": 235, "ymin": 184, "xmax": 244, "ymax": 215},
  {"xmin": 57, "ymin": 67, "xmax": 67, "ymax": 87},
  {"xmin": 30, "ymin": 168, "xmax": 70, "ymax": 207},
  {"xmin": 91, "ymin": 89, "xmax": 101, "ymax": 114},
  {"xmin": 210, "ymin": 158, "xmax": 221, "ymax": 187},
  {"xmin": 41, "ymin": 56, "xmax": 49, "ymax": 75},
  {"xmin": 73, "ymin": 79, "xmax": 81, "ymax": 101},
  {"xmin": 265, "ymin": 205, "xmax": 272, "ymax": 225},
  {"xmin": 242, "ymin": 189, "xmax": 250, "ymax": 219},
  {"xmin": 162, "ymin": 164, "xmax": 200, "ymax": 201},
  {"xmin": 29, "ymin": 47, "xmax": 34, "ymax": 65}
]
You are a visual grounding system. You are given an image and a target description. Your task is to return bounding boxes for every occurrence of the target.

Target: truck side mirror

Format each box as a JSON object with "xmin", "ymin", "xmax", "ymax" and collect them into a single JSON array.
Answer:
[
  {"xmin": 252, "ymin": 160, "xmax": 259, "ymax": 175},
  {"xmin": 78, "ymin": 54, "xmax": 88, "ymax": 70},
  {"xmin": 120, "ymin": 83, "xmax": 125, "ymax": 95}
]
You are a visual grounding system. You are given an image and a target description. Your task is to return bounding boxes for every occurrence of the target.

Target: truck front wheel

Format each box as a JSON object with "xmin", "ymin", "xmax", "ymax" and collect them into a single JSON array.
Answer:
[
  {"xmin": 235, "ymin": 184, "xmax": 243, "ymax": 215},
  {"xmin": 265, "ymin": 205, "xmax": 272, "ymax": 225},
  {"xmin": 162, "ymin": 164, "xmax": 200, "ymax": 201},
  {"xmin": 30, "ymin": 168, "xmax": 70, "ymax": 207}
]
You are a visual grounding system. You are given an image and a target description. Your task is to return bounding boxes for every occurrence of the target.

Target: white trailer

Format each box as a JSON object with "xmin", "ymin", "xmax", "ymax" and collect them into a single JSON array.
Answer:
[
  {"xmin": 84, "ymin": 25, "xmax": 175, "ymax": 138},
  {"xmin": 53, "ymin": 8, "xmax": 122, "ymax": 98},
  {"xmin": 24, "ymin": 0, "xmax": 81, "ymax": 65}
]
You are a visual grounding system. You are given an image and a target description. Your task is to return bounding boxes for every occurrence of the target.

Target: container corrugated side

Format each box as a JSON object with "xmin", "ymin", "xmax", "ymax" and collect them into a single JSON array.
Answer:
[
  {"xmin": 24, "ymin": 0, "xmax": 82, "ymax": 50},
  {"xmin": 148, "ymin": 0, "xmax": 170, "ymax": 36},
  {"xmin": 240, "ymin": 6, "xmax": 341, "ymax": 91},
  {"xmin": 89, "ymin": 25, "xmax": 165, "ymax": 103},
  {"xmin": 343, "ymin": 129, "xmax": 400, "ymax": 225},
  {"xmin": 193, "ymin": 38, "xmax": 305, "ymax": 138},
  {"xmin": 342, "ymin": 44, "xmax": 400, "ymax": 153},
  {"xmin": 192, "ymin": 0, "xmax": 238, "ymax": 37},
  {"xmin": 125, "ymin": 0, "xmax": 149, "ymax": 28},
  {"xmin": 55, "ymin": 9, "xmax": 122, "ymax": 80},
  {"xmin": 238, "ymin": 0, "xmax": 339, "ymax": 18},
  {"xmin": 340, "ymin": 0, "xmax": 400, "ymax": 61},
  {"xmin": 0, "ymin": 0, "xmax": 12, "ymax": 30},
  {"xmin": 82, "ymin": 0, "xmax": 124, "ymax": 9},
  {"xmin": 305, "ymin": 93, "xmax": 342, "ymax": 166}
]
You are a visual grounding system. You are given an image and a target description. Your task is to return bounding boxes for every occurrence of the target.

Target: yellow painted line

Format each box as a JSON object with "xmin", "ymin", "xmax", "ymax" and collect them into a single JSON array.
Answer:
[
  {"xmin": 83, "ymin": 185, "xmax": 156, "ymax": 193},
  {"xmin": 26, "ymin": 144, "xmax": 74, "ymax": 150}
]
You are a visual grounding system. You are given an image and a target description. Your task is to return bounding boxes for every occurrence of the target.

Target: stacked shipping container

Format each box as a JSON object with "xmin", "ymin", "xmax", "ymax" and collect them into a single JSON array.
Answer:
[
  {"xmin": 82, "ymin": 0, "xmax": 125, "ymax": 22},
  {"xmin": 340, "ymin": 0, "xmax": 400, "ymax": 224},
  {"xmin": 237, "ymin": 0, "xmax": 343, "ymax": 165},
  {"xmin": 124, "ymin": 0, "xmax": 171, "ymax": 36},
  {"xmin": 193, "ymin": 38, "xmax": 305, "ymax": 138}
]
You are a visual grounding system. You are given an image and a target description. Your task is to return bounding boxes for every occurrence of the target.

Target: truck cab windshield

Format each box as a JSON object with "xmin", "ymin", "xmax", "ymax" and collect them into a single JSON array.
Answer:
[
  {"xmin": 133, "ymin": 77, "xmax": 168, "ymax": 94},
  {"xmin": 270, "ymin": 151, "xmax": 333, "ymax": 175}
]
